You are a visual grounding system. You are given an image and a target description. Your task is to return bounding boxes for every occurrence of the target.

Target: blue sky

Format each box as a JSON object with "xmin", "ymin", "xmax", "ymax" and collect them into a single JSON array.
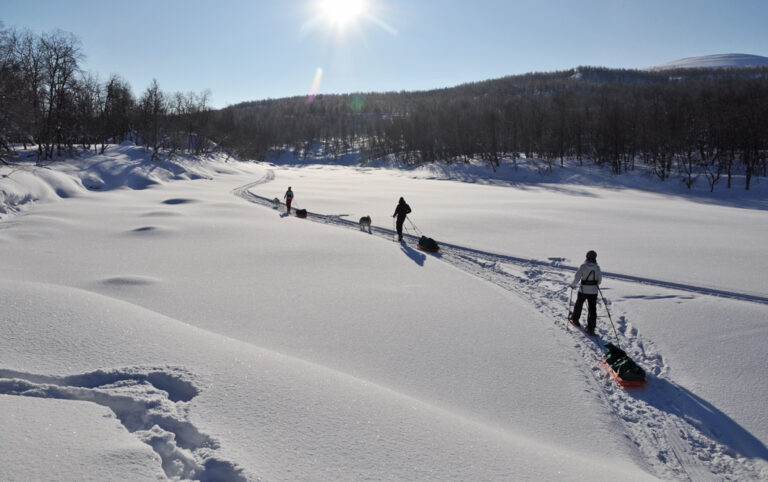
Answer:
[{"xmin": 3, "ymin": 0, "xmax": 767, "ymax": 108}]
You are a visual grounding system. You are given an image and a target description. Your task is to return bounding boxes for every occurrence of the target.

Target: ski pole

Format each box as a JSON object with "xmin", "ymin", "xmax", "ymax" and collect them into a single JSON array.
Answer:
[
  {"xmin": 406, "ymin": 216, "xmax": 422, "ymax": 236},
  {"xmin": 598, "ymin": 285, "xmax": 621, "ymax": 349},
  {"xmin": 392, "ymin": 217, "xmax": 396, "ymax": 242}
]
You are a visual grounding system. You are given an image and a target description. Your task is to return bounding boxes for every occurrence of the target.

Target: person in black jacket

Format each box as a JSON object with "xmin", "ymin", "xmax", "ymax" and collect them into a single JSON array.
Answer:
[{"xmin": 392, "ymin": 197, "xmax": 411, "ymax": 242}]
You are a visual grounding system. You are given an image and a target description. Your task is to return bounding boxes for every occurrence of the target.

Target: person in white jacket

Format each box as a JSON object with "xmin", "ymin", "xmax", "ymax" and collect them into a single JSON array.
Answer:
[{"xmin": 569, "ymin": 250, "xmax": 602, "ymax": 335}]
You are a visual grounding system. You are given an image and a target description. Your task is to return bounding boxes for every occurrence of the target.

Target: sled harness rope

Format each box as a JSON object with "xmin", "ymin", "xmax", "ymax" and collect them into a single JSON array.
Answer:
[
  {"xmin": 406, "ymin": 216, "xmax": 423, "ymax": 237},
  {"xmin": 581, "ymin": 270, "xmax": 598, "ymax": 286}
]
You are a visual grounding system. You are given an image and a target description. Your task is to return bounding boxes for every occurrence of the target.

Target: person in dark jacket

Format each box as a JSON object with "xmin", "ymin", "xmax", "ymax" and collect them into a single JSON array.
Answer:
[
  {"xmin": 569, "ymin": 250, "xmax": 602, "ymax": 335},
  {"xmin": 283, "ymin": 187, "xmax": 294, "ymax": 213},
  {"xmin": 392, "ymin": 197, "xmax": 411, "ymax": 242}
]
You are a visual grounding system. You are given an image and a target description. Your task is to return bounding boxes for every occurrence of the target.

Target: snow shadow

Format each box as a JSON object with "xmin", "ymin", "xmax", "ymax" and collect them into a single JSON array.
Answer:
[
  {"xmin": 441, "ymin": 241, "xmax": 768, "ymax": 306},
  {"xmin": 162, "ymin": 198, "xmax": 197, "ymax": 205},
  {"xmin": 601, "ymin": 270, "xmax": 768, "ymax": 306},
  {"xmin": 141, "ymin": 210, "xmax": 183, "ymax": 217},
  {"xmin": 0, "ymin": 367, "xmax": 247, "ymax": 481},
  {"xmin": 633, "ymin": 377, "xmax": 768, "ymax": 462},
  {"xmin": 400, "ymin": 243, "xmax": 426, "ymax": 266},
  {"xmin": 125, "ymin": 225, "xmax": 174, "ymax": 237},
  {"xmin": 100, "ymin": 275, "xmax": 159, "ymax": 287}
]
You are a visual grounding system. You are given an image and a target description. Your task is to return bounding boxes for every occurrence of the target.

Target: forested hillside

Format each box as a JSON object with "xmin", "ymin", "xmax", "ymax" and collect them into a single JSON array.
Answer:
[{"xmin": 224, "ymin": 66, "xmax": 768, "ymax": 190}]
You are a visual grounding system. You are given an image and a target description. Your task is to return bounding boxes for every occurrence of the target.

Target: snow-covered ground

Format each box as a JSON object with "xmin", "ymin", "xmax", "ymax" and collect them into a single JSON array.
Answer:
[
  {"xmin": 647, "ymin": 53, "xmax": 768, "ymax": 70},
  {"xmin": 1, "ymin": 144, "xmax": 767, "ymax": 480}
]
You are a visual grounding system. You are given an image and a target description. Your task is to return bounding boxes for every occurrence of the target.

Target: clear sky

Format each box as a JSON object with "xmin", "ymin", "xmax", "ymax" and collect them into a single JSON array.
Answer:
[{"xmin": 3, "ymin": 0, "xmax": 767, "ymax": 108}]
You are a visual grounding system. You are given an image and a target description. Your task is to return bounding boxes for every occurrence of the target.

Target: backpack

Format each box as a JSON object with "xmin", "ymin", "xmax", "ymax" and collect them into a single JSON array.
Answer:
[
  {"xmin": 604, "ymin": 343, "xmax": 645, "ymax": 382},
  {"xmin": 418, "ymin": 236, "xmax": 439, "ymax": 252}
]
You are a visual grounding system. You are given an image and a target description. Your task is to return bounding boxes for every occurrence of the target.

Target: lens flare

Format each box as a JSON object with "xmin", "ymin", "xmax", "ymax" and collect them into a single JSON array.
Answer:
[
  {"xmin": 350, "ymin": 95, "xmax": 365, "ymax": 112},
  {"xmin": 307, "ymin": 67, "xmax": 323, "ymax": 103}
]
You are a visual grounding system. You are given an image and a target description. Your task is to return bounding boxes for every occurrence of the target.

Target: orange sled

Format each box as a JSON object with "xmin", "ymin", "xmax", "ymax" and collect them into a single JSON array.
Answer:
[{"xmin": 601, "ymin": 357, "xmax": 647, "ymax": 387}]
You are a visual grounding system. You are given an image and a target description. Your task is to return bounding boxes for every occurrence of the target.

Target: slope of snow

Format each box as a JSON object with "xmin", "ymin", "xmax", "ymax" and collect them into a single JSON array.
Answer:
[
  {"xmin": 648, "ymin": 53, "xmax": 768, "ymax": 70},
  {"xmin": 0, "ymin": 279, "xmax": 650, "ymax": 480},
  {"xmin": 1, "ymin": 145, "xmax": 767, "ymax": 480},
  {"xmin": 0, "ymin": 395, "xmax": 165, "ymax": 481}
]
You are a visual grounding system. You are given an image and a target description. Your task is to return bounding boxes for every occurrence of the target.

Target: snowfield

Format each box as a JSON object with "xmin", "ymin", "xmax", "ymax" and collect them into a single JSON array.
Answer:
[{"xmin": 1, "ymin": 144, "xmax": 767, "ymax": 480}]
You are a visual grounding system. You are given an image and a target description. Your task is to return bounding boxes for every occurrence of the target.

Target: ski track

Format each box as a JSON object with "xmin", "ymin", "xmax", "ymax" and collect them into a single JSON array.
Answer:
[
  {"xmin": 235, "ymin": 170, "xmax": 768, "ymax": 481},
  {"xmin": 0, "ymin": 366, "xmax": 248, "ymax": 481}
]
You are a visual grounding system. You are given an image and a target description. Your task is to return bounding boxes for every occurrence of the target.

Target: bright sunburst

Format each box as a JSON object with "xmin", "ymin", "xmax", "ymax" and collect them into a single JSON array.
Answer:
[
  {"xmin": 319, "ymin": 0, "xmax": 367, "ymax": 27},
  {"xmin": 301, "ymin": 0, "xmax": 397, "ymax": 40}
]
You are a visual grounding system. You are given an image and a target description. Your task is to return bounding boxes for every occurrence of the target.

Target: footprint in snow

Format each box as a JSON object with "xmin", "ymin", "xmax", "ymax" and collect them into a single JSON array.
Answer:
[{"xmin": 0, "ymin": 366, "xmax": 246, "ymax": 481}]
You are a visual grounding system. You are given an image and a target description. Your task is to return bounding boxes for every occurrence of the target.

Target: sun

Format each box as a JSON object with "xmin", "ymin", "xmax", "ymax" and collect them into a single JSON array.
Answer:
[
  {"xmin": 318, "ymin": 0, "xmax": 367, "ymax": 28},
  {"xmin": 301, "ymin": 0, "xmax": 397, "ymax": 39}
]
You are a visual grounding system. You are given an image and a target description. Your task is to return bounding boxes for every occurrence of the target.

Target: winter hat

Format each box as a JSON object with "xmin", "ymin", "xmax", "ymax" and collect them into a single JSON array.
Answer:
[{"xmin": 586, "ymin": 250, "xmax": 597, "ymax": 261}]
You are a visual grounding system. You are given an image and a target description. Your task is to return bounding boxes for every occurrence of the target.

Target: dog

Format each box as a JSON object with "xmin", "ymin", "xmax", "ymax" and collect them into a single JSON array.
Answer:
[
  {"xmin": 272, "ymin": 197, "xmax": 281, "ymax": 209},
  {"xmin": 359, "ymin": 215, "xmax": 372, "ymax": 232}
]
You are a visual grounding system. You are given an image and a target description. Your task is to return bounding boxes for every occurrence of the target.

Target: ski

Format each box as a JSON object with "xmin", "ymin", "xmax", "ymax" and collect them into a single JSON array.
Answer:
[{"xmin": 567, "ymin": 313, "xmax": 595, "ymax": 335}]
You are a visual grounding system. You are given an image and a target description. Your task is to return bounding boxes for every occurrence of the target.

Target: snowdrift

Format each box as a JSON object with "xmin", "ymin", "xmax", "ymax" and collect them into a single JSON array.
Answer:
[{"xmin": 0, "ymin": 143, "xmax": 245, "ymax": 218}]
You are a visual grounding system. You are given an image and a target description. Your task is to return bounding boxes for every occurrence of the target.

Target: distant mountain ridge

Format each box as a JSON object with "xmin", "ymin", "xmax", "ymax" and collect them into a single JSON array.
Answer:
[{"xmin": 648, "ymin": 53, "xmax": 768, "ymax": 71}]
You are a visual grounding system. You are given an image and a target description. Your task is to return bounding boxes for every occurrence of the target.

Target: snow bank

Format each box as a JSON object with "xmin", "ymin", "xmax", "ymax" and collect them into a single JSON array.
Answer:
[{"xmin": 0, "ymin": 143, "xmax": 244, "ymax": 218}]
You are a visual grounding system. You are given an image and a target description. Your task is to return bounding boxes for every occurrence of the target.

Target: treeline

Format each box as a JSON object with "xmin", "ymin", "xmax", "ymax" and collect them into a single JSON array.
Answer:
[
  {"xmin": 0, "ymin": 24, "xmax": 214, "ymax": 161},
  {"xmin": 224, "ymin": 66, "xmax": 768, "ymax": 191},
  {"xmin": 2, "ymin": 24, "xmax": 767, "ymax": 191}
]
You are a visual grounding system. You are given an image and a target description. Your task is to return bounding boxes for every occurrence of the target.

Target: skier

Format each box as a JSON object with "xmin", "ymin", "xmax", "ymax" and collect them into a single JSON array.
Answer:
[
  {"xmin": 569, "ymin": 250, "xmax": 602, "ymax": 335},
  {"xmin": 283, "ymin": 186, "xmax": 294, "ymax": 214},
  {"xmin": 392, "ymin": 197, "xmax": 412, "ymax": 242}
]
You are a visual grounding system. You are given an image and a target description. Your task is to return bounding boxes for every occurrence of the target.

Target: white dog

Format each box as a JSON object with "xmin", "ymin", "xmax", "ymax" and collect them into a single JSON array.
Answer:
[
  {"xmin": 272, "ymin": 197, "xmax": 280, "ymax": 209},
  {"xmin": 359, "ymin": 215, "xmax": 372, "ymax": 232}
]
